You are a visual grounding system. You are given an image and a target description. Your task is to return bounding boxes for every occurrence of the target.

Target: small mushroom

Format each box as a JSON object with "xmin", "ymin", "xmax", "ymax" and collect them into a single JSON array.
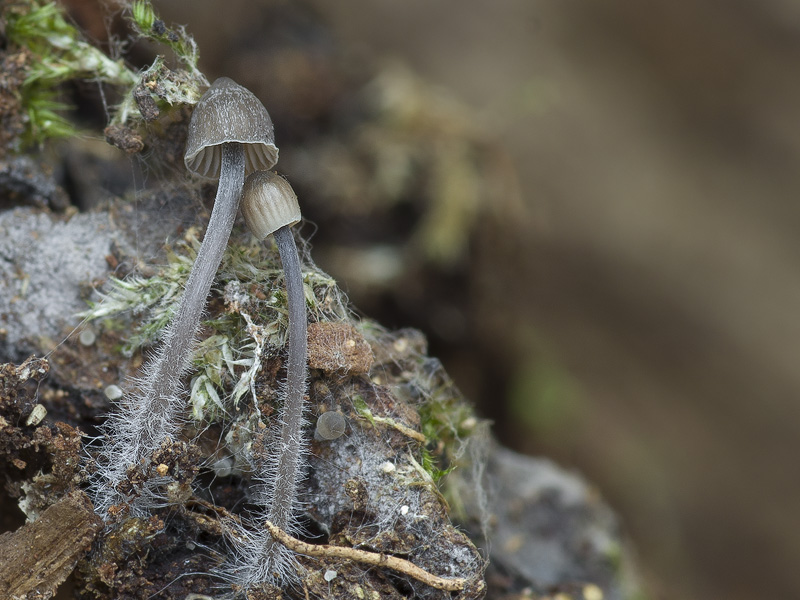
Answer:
[
  {"xmin": 184, "ymin": 77, "xmax": 278, "ymax": 179},
  {"xmin": 238, "ymin": 170, "xmax": 308, "ymax": 579},
  {"xmin": 240, "ymin": 170, "xmax": 300, "ymax": 238},
  {"xmin": 240, "ymin": 177, "xmax": 304, "ymax": 438},
  {"xmin": 147, "ymin": 76, "xmax": 278, "ymax": 446}
]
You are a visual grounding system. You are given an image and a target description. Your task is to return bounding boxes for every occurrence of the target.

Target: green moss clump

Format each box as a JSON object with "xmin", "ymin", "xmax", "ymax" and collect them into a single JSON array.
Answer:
[{"xmin": 81, "ymin": 230, "xmax": 347, "ymax": 423}]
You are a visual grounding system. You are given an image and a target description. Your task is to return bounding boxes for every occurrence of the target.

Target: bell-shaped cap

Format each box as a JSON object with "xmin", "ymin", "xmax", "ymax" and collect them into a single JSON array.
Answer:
[
  {"xmin": 241, "ymin": 171, "xmax": 301, "ymax": 239},
  {"xmin": 184, "ymin": 77, "xmax": 279, "ymax": 179}
]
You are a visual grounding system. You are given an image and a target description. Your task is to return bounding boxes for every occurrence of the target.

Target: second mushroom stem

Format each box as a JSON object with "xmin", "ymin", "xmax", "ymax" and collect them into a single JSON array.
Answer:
[{"xmin": 267, "ymin": 224, "xmax": 308, "ymax": 533}]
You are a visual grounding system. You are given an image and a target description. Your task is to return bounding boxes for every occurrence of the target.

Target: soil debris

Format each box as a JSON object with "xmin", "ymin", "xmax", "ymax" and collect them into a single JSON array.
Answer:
[
  {"xmin": 308, "ymin": 321, "xmax": 374, "ymax": 374},
  {"xmin": 0, "ymin": 48, "xmax": 30, "ymax": 158}
]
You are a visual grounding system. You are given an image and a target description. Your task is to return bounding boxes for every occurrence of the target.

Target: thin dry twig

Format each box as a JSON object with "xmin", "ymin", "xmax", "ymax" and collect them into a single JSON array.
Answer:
[
  {"xmin": 371, "ymin": 414, "xmax": 427, "ymax": 443},
  {"xmin": 264, "ymin": 520, "xmax": 467, "ymax": 592}
]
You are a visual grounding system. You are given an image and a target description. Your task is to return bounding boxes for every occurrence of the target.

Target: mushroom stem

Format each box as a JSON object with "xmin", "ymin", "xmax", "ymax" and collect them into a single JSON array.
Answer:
[
  {"xmin": 232, "ymin": 171, "xmax": 308, "ymax": 583},
  {"xmin": 142, "ymin": 141, "xmax": 245, "ymax": 447},
  {"xmin": 94, "ymin": 142, "xmax": 245, "ymax": 516},
  {"xmin": 266, "ymin": 224, "xmax": 308, "ymax": 536}
]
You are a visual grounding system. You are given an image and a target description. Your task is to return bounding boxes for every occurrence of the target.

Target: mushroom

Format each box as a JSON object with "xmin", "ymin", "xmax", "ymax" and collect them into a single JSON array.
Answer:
[
  {"xmin": 235, "ymin": 170, "xmax": 308, "ymax": 583},
  {"xmin": 184, "ymin": 77, "xmax": 278, "ymax": 179},
  {"xmin": 93, "ymin": 77, "xmax": 277, "ymax": 518},
  {"xmin": 156, "ymin": 76, "xmax": 278, "ymax": 432}
]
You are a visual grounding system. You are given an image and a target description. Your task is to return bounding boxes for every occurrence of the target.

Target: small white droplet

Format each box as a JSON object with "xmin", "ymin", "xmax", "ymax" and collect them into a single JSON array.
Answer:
[
  {"xmin": 460, "ymin": 416, "xmax": 478, "ymax": 431},
  {"xmin": 323, "ymin": 569, "xmax": 337, "ymax": 582},
  {"xmin": 212, "ymin": 456, "xmax": 234, "ymax": 478},
  {"xmin": 316, "ymin": 411, "xmax": 346, "ymax": 440},
  {"xmin": 104, "ymin": 384, "xmax": 123, "ymax": 400},
  {"xmin": 400, "ymin": 505, "xmax": 409, "ymax": 516},
  {"xmin": 380, "ymin": 461, "xmax": 396, "ymax": 474},
  {"xmin": 78, "ymin": 328, "xmax": 96, "ymax": 346},
  {"xmin": 25, "ymin": 404, "xmax": 47, "ymax": 426}
]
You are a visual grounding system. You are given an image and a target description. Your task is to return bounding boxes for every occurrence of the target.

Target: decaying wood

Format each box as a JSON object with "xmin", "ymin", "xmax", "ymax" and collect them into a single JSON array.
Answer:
[{"xmin": 0, "ymin": 490, "xmax": 102, "ymax": 600}]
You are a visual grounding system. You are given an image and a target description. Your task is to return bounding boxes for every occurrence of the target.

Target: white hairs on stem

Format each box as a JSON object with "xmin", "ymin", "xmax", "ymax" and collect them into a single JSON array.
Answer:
[
  {"xmin": 221, "ymin": 415, "xmax": 310, "ymax": 587},
  {"xmin": 223, "ymin": 225, "xmax": 310, "ymax": 588},
  {"xmin": 89, "ymin": 143, "xmax": 245, "ymax": 518},
  {"xmin": 89, "ymin": 327, "xmax": 192, "ymax": 517}
]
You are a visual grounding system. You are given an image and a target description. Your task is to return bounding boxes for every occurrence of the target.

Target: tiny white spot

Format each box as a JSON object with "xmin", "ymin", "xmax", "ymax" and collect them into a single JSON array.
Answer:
[
  {"xmin": 400, "ymin": 505, "xmax": 409, "ymax": 516},
  {"xmin": 460, "ymin": 416, "xmax": 478, "ymax": 430},
  {"xmin": 583, "ymin": 583, "xmax": 604, "ymax": 600},
  {"xmin": 78, "ymin": 328, "xmax": 96, "ymax": 346},
  {"xmin": 186, "ymin": 541, "xmax": 196, "ymax": 550},
  {"xmin": 380, "ymin": 461, "xmax": 396, "ymax": 474},
  {"xmin": 212, "ymin": 456, "xmax": 234, "ymax": 478},
  {"xmin": 323, "ymin": 569, "xmax": 337, "ymax": 582},
  {"xmin": 104, "ymin": 384, "xmax": 123, "ymax": 400},
  {"xmin": 25, "ymin": 404, "xmax": 47, "ymax": 427}
]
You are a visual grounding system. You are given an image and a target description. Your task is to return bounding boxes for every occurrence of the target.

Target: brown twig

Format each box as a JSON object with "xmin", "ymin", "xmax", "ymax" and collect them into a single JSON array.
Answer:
[{"xmin": 264, "ymin": 520, "xmax": 467, "ymax": 592}]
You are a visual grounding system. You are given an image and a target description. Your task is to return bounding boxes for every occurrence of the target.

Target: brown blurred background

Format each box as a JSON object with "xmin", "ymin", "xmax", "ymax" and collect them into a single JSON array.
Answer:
[{"xmin": 107, "ymin": 1, "xmax": 800, "ymax": 598}]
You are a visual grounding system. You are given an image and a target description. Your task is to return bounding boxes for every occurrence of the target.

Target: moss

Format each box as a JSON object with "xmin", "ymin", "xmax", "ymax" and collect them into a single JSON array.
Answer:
[
  {"xmin": 129, "ymin": 1, "xmax": 201, "ymax": 74},
  {"xmin": 2, "ymin": 0, "xmax": 209, "ymax": 151},
  {"xmin": 3, "ymin": 1, "xmax": 136, "ymax": 147},
  {"xmin": 80, "ymin": 229, "xmax": 349, "ymax": 424},
  {"xmin": 410, "ymin": 360, "xmax": 480, "ymax": 479}
]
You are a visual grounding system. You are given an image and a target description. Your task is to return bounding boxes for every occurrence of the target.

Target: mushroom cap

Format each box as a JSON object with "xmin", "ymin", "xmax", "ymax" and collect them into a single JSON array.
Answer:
[
  {"xmin": 241, "ymin": 170, "xmax": 301, "ymax": 239},
  {"xmin": 184, "ymin": 77, "xmax": 279, "ymax": 179}
]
